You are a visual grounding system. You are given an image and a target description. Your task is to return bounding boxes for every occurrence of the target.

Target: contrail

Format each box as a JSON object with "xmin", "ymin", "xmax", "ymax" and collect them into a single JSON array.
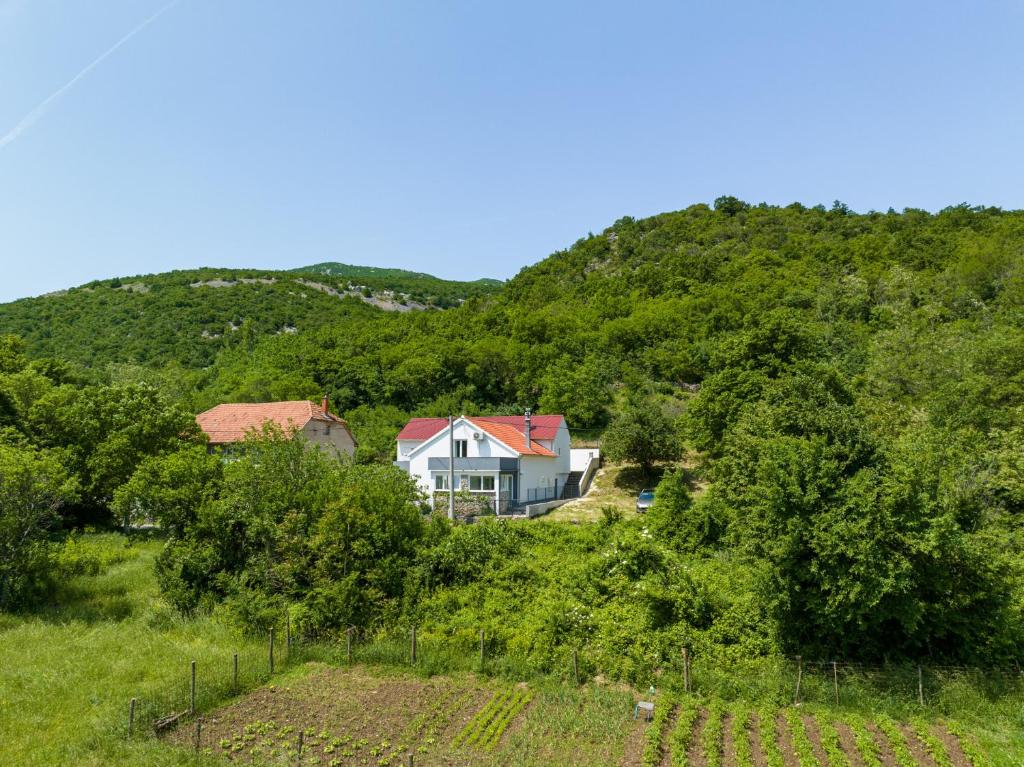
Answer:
[{"xmin": 0, "ymin": 0, "xmax": 180, "ymax": 150}]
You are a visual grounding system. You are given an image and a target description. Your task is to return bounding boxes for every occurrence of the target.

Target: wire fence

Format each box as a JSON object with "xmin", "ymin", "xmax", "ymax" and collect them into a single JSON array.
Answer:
[{"xmin": 124, "ymin": 625, "xmax": 1024, "ymax": 746}]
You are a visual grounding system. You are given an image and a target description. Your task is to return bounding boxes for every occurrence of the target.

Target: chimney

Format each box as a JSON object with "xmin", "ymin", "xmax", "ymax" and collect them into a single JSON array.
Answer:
[
  {"xmin": 524, "ymin": 408, "xmax": 532, "ymax": 448},
  {"xmin": 321, "ymin": 395, "xmax": 329, "ymax": 415}
]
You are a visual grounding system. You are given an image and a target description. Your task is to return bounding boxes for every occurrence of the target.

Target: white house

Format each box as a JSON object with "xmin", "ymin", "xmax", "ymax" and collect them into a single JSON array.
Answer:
[{"xmin": 395, "ymin": 412, "xmax": 574, "ymax": 514}]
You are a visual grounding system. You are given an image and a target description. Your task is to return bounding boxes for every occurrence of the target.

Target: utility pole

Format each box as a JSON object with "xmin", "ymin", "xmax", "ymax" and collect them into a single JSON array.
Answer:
[{"xmin": 448, "ymin": 414, "xmax": 455, "ymax": 520}]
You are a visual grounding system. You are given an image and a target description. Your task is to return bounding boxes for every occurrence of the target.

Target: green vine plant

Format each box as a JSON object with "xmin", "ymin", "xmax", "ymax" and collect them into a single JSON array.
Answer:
[
  {"xmin": 911, "ymin": 717, "xmax": 953, "ymax": 767},
  {"xmin": 758, "ymin": 710, "xmax": 785, "ymax": 767},
  {"xmin": 849, "ymin": 716, "xmax": 883, "ymax": 767},
  {"xmin": 815, "ymin": 715, "xmax": 850, "ymax": 767},
  {"xmin": 701, "ymin": 702, "xmax": 724, "ymax": 767},
  {"xmin": 641, "ymin": 693, "xmax": 675, "ymax": 767},
  {"xmin": 730, "ymin": 707, "xmax": 755, "ymax": 767},
  {"xmin": 942, "ymin": 720, "xmax": 985, "ymax": 767},
  {"xmin": 782, "ymin": 708, "xmax": 817, "ymax": 767},
  {"xmin": 668, "ymin": 695, "xmax": 701, "ymax": 767},
  {"xmin": 875, "ymin": 715, "xmax": 917, "ymax": 767}
]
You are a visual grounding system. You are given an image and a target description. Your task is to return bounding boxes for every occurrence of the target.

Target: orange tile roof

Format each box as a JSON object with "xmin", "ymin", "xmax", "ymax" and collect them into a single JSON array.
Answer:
[
  {"xmin": 196, "ymin": 400, "xmax": 350, "ymax": 445},
  {"xmin": 468, "ymin": 417, "xmax": 557, "ymax": 456}
]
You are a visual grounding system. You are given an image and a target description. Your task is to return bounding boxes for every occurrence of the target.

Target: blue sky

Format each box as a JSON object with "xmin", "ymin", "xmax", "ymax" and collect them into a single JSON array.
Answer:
[{"xmin": 1, "ymin": 1, "xmax": 1023, "ymax": 302}]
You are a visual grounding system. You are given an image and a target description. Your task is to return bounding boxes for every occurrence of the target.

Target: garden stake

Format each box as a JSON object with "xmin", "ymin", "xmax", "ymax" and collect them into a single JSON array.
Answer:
[
  {"xmin": 411, "ymin": 626, "xmax": 417, "ymax": 664},
  {"xmin": 233, "ymin": 653, "xmax": 238, "ymax": 691},
  {"xmin": 298, "ymin": 730, "xmax": 304, "ymax": 757},
  {"xmin": 407, "ymin": 753, "xmax": 414, "ymax": 767},
  {"xmin": 682, "ymin": 647, "xmax": 690, "ymax": 692},
  {"xmin": 269, "ymin": 627, "xmax": 275, "ymax": 674},
  {"xmin": 573, "ymin": 648, "xmax": 579, "ymax": 684},
  {"xmin": 193, "ymin": 718, "xmax": 202, "ymax": 751},
  {"xmin": 794, "ymin": 655, "xmax": 803, "ymax": 704},
  {"xmin": 346, "ymin": 627, "xmax": 352, "ymax": 664},
  {"xmin": 190, "ymin": 660, "xmax": 196, "ymax": 714},
  {"xmin": 287, "ymin": 613, "xmax": 291, "ymax": 654},
  {"xmin": 128, "ymin": 697, "xmax": 136, "ymax": 737},
  {"xmin": 479, "ymin": 629, "xmax": 485, "ymax": 669},
  {"xmin": 918, "ymin": 665, "xmax": 924, "ymax": 705},
  {"xmin": 832, "ymin": 661, "xmax": 839, "ymax": 705}
]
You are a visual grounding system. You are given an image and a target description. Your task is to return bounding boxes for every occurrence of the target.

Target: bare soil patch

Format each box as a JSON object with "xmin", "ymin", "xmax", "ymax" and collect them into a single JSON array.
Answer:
[
  {"xmin": 722, "ymin": 713, "xmax": 738, "ymax": 767},
  {"xmin": 619, "ymin": 717, "xmax": 648, "ymax": 767},
  {"xmin": 801, "ymin": 714, "xmax": 830, "ymax": 766},
  {"xmin": 776, "ymin": 713, "xmax": 800, "ymax": 767},
  {"xmin": 834, "ymin": 722, "xmax": 866, "ymax": 767},
  {"xmin": 749, "ymin": 713, "xmax": 769, "ymax": 767},
  {"xmin": 866, "ymin": 722, "xmax": 900, "ymax": 767},
  {"xmin": 898, "ymin": 723, "xmax": 938, "ymax": 767},
  {"xmin": 687, "ymin": 708, "xmax": 710, "ymax": 767},
  {"xmin": 166, "ymin": 664, "xmax": 493, "ymax": 766},
  {"xmin": 932, "ymin": 724, "xmax": 972, "ymax": 767},
  {"xmin": 657, "ymin": 705, "xmax": 680, "ymax": 767}
]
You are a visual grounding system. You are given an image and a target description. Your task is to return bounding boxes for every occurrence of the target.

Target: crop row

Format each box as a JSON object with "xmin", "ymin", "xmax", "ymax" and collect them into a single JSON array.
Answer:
[
  {"xmin": 647, "ymin": 701, "xmax": 979, "ymax": 767},
  {"xmin": 454, "ymin": 685, "xmax": 532, "ymax": 750}
]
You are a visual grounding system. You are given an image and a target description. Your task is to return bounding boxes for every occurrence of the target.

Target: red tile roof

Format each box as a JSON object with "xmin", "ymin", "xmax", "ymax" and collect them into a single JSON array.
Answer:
[
  {"xmin": 196, "ymin": 400, "xmax": 350, "ymax": 445},
  {"xmin": 395, "ymin": 414, "xmax": 564, "ymax": 457},
  {"xmin": 469, "ymin": 418, "xmax": 557, "ymax": 456}
]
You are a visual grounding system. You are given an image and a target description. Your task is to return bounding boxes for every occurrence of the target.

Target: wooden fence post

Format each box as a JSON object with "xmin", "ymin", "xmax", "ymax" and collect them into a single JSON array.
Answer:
[
  {"xmin": 682, "ymin": 647, "xmax": 690, "ymax": 693},
  {"xmin": 794, "ymin": 656, "xmax": 803, "ymax": 705},
  {"xmin": 190, "ymin": 660, "xmax": 197, "ymax": 714},
  {"xmin": 128, "ymin": 697, "xmax": 136, "ymax": 737},
  {"xmin": 832, "ymin": 661, "xmax": 839, "ymax": 706},
  {"xmin": 346, "ymin": 627, "xmax": 353, "ymax": 664},
  {"xmin": 572, "ymin": 648, "xmax": 579, "ymax": 684},
  {"xmin": 411, "ymin": 626, "xmax": 417, "ymax": 665},
  {"xmin": 233, "ymin": 653, "xmax": 238, "ymax": 691},
  {"xmin": 479, "ymin": 629, "xmax": 485, "ymax": 669},
  {"xmin": 286, "ymin": 613, "xmax": 292, "ymax": 655},
  {"xmin": 918, "ymin": 665, "xmax": 924, "ymax": 706},
  {"xmin": 269, "ymin": 628, "xmax": 275, "ymax": 675}
]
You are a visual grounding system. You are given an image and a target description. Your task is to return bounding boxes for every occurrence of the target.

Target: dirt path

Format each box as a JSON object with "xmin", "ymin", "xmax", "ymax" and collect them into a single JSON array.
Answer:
[
  {"xmin": 834, "ymin": 722, "xmax": 866, "ymax": 767},
  {"xmin": 749, "ymin": 713, "xmax": 769, "ymax": 767},
  {"xmin": 932, "ymin": 724, "xmax": 972, "ymax": 767},
  {"xmin": 619, "ymin": 717, "xmax": 648, "ymax": 767},
  {"xmin": 776, "ymin": 713, "xmax": 800, "ymax": 767},
  {"xmin": 865, "ymin": 722, "xmax": 900, "ymax": 767},
  {"xmin": 722, "ymin": 713, "xmax": 738, "ymax": 767},
  {"xmin": 897, "ymin": 723, "xmax": 938, "ymax": 767},
  {"xmin": 687, "ymin": 708, "xmax": 710, "ymax": 767},
  {"xmin": 802, "ymin": 714, "xmax": 831, "ymax": 766}
]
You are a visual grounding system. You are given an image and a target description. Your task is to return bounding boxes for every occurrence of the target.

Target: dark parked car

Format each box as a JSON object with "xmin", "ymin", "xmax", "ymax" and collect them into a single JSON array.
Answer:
[{"xmin": 636, "ymin": 489, "xmax": 655, "ymax": 513}]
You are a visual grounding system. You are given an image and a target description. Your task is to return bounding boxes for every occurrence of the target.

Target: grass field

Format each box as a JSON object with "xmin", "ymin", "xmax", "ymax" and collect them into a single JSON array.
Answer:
[{"xmin": 1, "ymin": 534, "xmax": 1021, "ymax": 766}]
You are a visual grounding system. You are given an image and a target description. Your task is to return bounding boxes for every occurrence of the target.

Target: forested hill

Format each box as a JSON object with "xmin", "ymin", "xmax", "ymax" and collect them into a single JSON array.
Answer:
[
  {"xmin": 294, "ymin": 261, "xmax": 504, "ymax": 291},
  {"xmin": 3, "ymin": 198, "xmax": 1024, "ymax": 664},
  {"xmin": 0, "ymin": 265, "xmax": 502, "ymax": 369}
]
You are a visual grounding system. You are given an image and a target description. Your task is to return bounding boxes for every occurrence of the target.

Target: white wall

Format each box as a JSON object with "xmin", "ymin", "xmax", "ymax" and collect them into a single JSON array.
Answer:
[
  {"xmin": 405, "ymin": 418, "xmax": 519, "ymax": 501},
  {"xmin": 570, "ymin": 447, "xmax": 600, "ymax": 472}
]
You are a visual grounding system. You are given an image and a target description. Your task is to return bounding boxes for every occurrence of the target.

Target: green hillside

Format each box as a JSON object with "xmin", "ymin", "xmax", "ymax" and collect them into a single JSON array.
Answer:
[
  {"xmin": 295, "ymin": 261, "xmax": 504, "ymax": 293},
  {"xmin": 2, "ymin": 198, "xmax": 1023, "ymax": 672},
  {"xmin": 0, "ymin": 265, "xmax": 500, "ymax": 369}
]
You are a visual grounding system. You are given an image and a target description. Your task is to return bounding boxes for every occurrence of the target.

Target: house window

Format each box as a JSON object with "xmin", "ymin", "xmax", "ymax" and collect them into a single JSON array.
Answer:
[
  {"xmin": 469, "ymin": 475, "xmax": 495, "ymax": 491},
  {"xmin": 435, "ymin": 475, "xmax": 450, "ymax": 490},
  {"xmin": 454, "ymin": 439, "xmax": 468, "ymax": 457}
]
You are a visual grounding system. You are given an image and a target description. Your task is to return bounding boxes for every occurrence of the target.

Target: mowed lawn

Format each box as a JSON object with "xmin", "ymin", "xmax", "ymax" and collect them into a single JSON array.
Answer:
[{"xmin": 0, "ymin": 538, "xmax": 259, "ymax": 767}]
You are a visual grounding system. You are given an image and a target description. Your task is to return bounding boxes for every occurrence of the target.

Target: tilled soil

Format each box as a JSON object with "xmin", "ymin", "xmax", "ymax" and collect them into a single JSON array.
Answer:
[
  {"xmin": 776, "ymin": 713, "xmax": 800, "ymax": 767},
  {"xmin": 619, "ymin": 716, "xmax": 649, "ymax": 767},
  {"xmin": 898, "ymin": 723, "xmax": 938, "ymax": 767},
  {"xmin": 801, "ymin": 714, "xmax": 831, "ymax": 766},
  {"xmin": 749, "ymin": 713, "xmax": 769, "ymax": 767},
  {"xmin": 687, "ymin": 708, "xmax": 710, "ymax": 767},
  {"xmin": 866, "ymin": 721, "xmax": 900, "ymax": 767},
  {"xmin": 166, "ymin": 665, "xmax": 494, "ymax": 766},
  {"xmin": 657, "ymin": 705, "xmax": 681, "ymax": 767},
  {"xmin": 834, "ymin": 721, "xmax": 866, "ymax": 767},
  {"xmin": 722, "ymin": 713, "xmax": 738, "ymax": 767},
  {"xmin": 932, "ymin": 723, "xmax": 972, "ymax": 767}
]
